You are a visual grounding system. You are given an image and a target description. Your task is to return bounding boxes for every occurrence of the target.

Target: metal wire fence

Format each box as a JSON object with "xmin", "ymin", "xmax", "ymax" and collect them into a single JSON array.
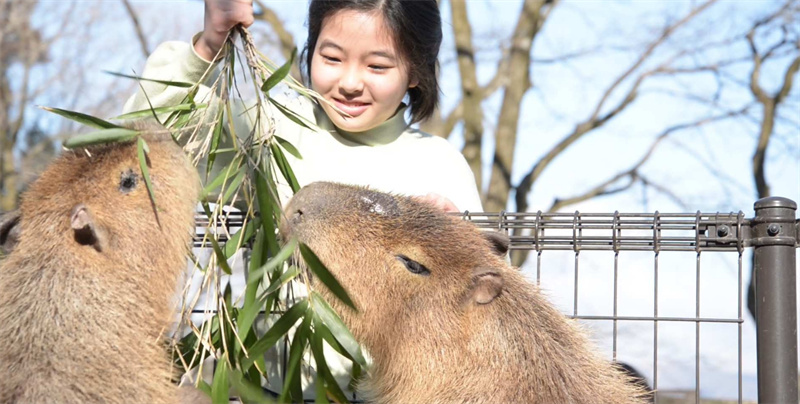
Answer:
[{"xmin": 192, "ymin": 196, "xmax": 799, "ymax": 403}]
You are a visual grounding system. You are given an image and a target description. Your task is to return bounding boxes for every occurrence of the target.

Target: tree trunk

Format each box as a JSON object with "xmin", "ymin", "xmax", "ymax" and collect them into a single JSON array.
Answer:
[
  {"xmin": 450, "ymin": 0, "xmax": 483, "ymax": 193},
  {"xmin": 484, "ymin": 0, "xmax": 549, "ymax": 212}
]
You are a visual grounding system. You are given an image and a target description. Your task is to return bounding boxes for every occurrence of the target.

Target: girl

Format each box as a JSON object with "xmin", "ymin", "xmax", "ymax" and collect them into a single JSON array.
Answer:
[
  {"xmin": 123, "ymin": 0, "xmax": 483, "ymax": 399},
  {"xmin": 124, "ymin": 0, "xmax": 483, "ymax": 213}
]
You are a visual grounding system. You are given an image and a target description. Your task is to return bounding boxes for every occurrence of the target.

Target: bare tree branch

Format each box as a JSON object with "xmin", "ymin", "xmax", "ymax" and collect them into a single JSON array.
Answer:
[
  {"xmin": 638, "ymin": 174, "xmax": 690, "ymax": 210},
  {"xmin": 437, "ymin": 52, "xmax": 509, "ymax": 139},
  {"xmin": 547, "ymin": 106, "xmax": 751, "ymax": 212},
  {"xmin": 590, "ymin": 1, "xmax": 717, "ymax": 123},
  {"xmin": 121, "ymin": 0, "xmax": 150, "ymax": 58},
  {"xmin": 513, "ymin": 0, "xmax": 717, "ymax": 216},
  {"xmin": 532, "ymin": 45, "xmax": 604, "ymax": 64},
  {"xmin": 746, "ymin": 3, "xmax": 800, "ymax": 199}
]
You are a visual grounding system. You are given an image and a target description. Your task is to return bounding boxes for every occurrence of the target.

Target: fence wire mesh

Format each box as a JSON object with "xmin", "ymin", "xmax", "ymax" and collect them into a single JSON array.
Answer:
[{"xmin": 191, "ymin": 198, "xmax": 799, "ymax": 403}]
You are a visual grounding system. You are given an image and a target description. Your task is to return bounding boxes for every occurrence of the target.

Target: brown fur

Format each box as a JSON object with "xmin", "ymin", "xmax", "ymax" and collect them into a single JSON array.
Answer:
[
  {"xmin": 281, "ymin": 182, "xmax": 649, "ymax": 404},
  {"xmin": 0, "ymin": 130, "xmax": 200, "ymax": 404}
]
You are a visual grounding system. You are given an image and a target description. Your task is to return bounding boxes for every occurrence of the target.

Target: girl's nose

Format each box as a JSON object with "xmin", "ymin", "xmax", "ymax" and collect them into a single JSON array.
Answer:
[{"xmin": 338, "ymin": 65, "xmax": 364, "ymax": 94}]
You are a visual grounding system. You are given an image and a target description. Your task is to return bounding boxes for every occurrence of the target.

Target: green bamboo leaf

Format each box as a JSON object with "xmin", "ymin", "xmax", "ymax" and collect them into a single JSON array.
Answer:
[
  {"xmin": 279, "ymin": 313, "xmax": 311, "ymax": 404},
  {"xmin": 300, "ymin": 244, "xmax": 355, "ymax": 310},
  {"xmin": 274, "ymin": 135, "xmax": 302, "ymax": 159},
  {"xmin": 269, "ymin": 98, "xmax": 315, "ymax": 131},
  {"xmin": 236, "ymin": 298, "xmax": 260, "ymax": 348},
  {"xmin": 236, "ymin": 230, "xmax": 266, "ymax": 348},
  {"xmin": 246, "ymin": 355, "xmax": 263, "ymax": 394},
  {"xmin": 310, "ymin": 292, "xmax": 366, "ymax": 368},
  {"xmin": 112, "ymin": 103, "xmax": 206, "ymax": 120},
  {"xmin": 39, "ymin": 106, "xmax": 121, "ymax": 130},
  {"xmin": 224, "ymin": 217, "xmax": 259, "ymax": 258},
  {"xmin": 254, "ymin": 162, "xmax": 280, "ymax": 256},
  {"xmin": 310, "ymin": 318, "xmax": 350, "ymax": 404},
  {"xmin": 259, "ymin": 266, "xmax": 301, "ymax": 298},
  {"xmin": 248, "ymin": 238, "xmax": 298, "ymax": 286},
  {"xmin": 198, "ymin": 381, "xmax": 212, "ymax": 396},
  {"xmin": 249, "ymin": 229, "xmax": 267, "ymax": 270},
  {"xmin": 242, "ymin": 299, "xmax": 309, "ymax": 371},
  {"xmin": 262, "ymin": 48, "xmax": 296, "ymax": 93},
  {"xmin": 229, "ymin": 367, "xmax": 274, "ymax": 404},
  {"xmin": 166, "ymin": 86, "xmax": 201, "ymax": 128},
  {"xmin": 270, "ymin": 141, "xmax": 300, "ymax": 193},
  {"xmin": 206, "ymin": 111, "xmax": 225, "ymax": 180},
  {"xmin": 350, "ymin": 363, "xmax": 361, "ymax": 393},
  {"xmin": 137, "ymin": 138, "xmax": 159, "ymax": 221},
  {"xmin": 63, "ymin": 128, "xmax": 140, "ymax": 149},
  {"xmin": 219, "ymin": 165, "xmax": 247, "ymax": 208},
  {"xmin": 314, "ymin": 319, "xmax": 354, "ymax": 364},
  {"xmin": 209, "ymin": 147, "xmax": 237, "ymax": 155},
  {"xmin": 315, "ymin": 375, "xmax": 330, "ymax": 404},
  {"xmin": 211, "ymin": 356, "xmax": 230, "ymax": 404},
  {"xmin": 208, "ymin": 233, "xmax": 234, "ymax": 275},
  {"xmin": 264, "ymin": 161, "xmax": 285, "ymax": 220},
  {"xmin": 202, "ymin": 156, "xmax": 243, "ymax": 199},
  {"xmin": 170, "ymin": 110, "xmax": 194, "ymax": 130},
  {"xmin": 105, "ymin": 70, "xmax": 195, "ymax": 87}
]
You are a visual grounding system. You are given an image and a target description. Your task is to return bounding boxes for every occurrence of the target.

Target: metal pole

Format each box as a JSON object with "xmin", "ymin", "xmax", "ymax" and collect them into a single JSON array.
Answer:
[{"xmin": 753, "ymin": 196, "xmax": 798, "ymax": 404}]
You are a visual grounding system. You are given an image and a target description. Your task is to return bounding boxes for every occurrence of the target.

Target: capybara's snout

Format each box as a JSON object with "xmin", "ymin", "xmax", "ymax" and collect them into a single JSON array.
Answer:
[{"xmin": 282, "ymin": 182, "xmax": 400, "ymax": 238}]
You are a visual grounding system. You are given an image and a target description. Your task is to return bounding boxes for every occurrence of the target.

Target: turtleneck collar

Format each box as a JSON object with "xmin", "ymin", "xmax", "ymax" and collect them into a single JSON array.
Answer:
[{"xmin": 313, "ymin": 103, "xmax": 410, "ymax": 146}]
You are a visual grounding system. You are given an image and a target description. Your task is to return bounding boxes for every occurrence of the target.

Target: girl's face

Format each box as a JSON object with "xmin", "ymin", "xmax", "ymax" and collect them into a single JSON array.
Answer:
[{"xmin": 311, "ymin": 10, "xmax": 417, "ymax": 133}]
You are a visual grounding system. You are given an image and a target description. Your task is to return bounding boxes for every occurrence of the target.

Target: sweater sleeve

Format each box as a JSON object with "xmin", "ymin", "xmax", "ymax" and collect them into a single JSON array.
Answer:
[
  {"xmin": 446, "ymin": 149, "xmax": 485, "ymax": 213},
  {"xmin": 122, "ymin": 36, "xmax": 218, "ymax": 116}
]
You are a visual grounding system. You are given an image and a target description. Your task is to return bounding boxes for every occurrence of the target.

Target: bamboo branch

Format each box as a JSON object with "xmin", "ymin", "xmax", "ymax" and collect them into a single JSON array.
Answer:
[{"xmin": 253, "ymin": 0, "xmax": 301, "ymax": 82}]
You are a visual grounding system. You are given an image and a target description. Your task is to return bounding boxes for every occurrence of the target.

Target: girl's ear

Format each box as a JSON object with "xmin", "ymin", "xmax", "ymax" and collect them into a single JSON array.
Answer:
[{"xmin": 409, "ymin": 76, "xmax": 419, "ymax": 89}]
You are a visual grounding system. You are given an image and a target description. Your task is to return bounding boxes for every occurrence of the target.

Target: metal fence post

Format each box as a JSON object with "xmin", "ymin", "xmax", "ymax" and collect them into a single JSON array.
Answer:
[{"xmin": 753, "ymin": 196, "xmax": 798, "ymax": 404}]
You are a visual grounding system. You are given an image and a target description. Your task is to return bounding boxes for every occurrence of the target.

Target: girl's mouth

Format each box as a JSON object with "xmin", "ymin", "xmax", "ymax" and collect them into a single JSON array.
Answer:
[{"xmin": 333, "ymin": 98, "xmax": 370, "ymax": 117}]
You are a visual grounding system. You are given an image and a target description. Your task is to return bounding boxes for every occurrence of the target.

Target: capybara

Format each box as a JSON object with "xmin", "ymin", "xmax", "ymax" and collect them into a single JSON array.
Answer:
[
  {"xmin": 281, "ymin": 182, "xmax": 649, "ymax": 404},
  {"xmin": 0, "ymin": 128, "xmax": 201, "ymax": 404}
]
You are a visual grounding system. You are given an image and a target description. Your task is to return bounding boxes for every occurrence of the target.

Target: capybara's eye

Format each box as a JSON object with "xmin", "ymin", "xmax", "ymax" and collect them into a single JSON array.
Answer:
[
  {"xmin": 396, "ymin": 255, "xmax": 430, "ymax": 276},
  {"xmin": 119, "ymin": 169, "xmax": 139, "ymax": 193}
]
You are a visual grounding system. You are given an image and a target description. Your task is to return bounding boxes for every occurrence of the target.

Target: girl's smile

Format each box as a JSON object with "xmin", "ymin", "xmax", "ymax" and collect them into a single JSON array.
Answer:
[
  {"xmin": 332, "ymin": 97, "xmax": 371, "ymax": 117},
  {"xmin": 311, "ymin": 9, "xmax": 417, "ymax": 133}
]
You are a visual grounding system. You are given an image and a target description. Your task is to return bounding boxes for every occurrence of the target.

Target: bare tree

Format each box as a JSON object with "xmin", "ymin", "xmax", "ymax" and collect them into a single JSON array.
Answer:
[
  {"xmin": 121, "ymin": 0, "xmax": 151, "ymax": 59},
  {"xmin": 426, "ymin": 0, "xmax": 799, "ymax": 267},
  {"xmin": 742, "ymin": 1, "xmax": 800, "ymax": 321},
  {"xmin": 0, "ymin": 1, "xmax": 48, "ymax": 212}
]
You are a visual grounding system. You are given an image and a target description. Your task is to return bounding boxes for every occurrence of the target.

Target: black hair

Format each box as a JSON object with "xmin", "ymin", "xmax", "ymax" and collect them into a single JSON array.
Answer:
[{"xmin": 302, "ymin": 0, "xmax": 442, "ymax": 124}]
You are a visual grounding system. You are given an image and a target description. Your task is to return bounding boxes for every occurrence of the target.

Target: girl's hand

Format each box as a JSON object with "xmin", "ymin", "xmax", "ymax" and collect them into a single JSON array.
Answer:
[
  {"xmin": 415, "ymin": 193, "xmax": 461, "ymax": 213},
  {"xmin": 195, "ymin": 0, "xmax": 254, "ymax": 61}
]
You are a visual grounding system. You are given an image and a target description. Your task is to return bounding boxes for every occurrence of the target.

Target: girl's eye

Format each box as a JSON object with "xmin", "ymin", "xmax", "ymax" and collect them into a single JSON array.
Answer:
[
  {"xmin": 396, "ymin": 255, "xmax": 431, "ymax": 276},
  {"xmin": 369, "ymin": 65, "xmax": 389, "ymax": 72},
  {"xmin": 322, "ymin": 55, "xmax": 340, "ymax": 63}
]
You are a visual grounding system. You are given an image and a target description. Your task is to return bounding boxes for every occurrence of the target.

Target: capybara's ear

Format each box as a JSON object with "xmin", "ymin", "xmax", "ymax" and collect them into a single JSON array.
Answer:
[
  {"xmin": 471, "ymin": 267, "xmax": 504, "ymax": 304},
  {"xmin": 482, "ymin": 231, "xmax": 509, "ymax": 257},
  {"xmin": 70, "ymin": 204, "xmax": 103, "ymax": 252},
  {"xmin": 0, "ymin": 210, "xmax": 21, "ymax": 255}
]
